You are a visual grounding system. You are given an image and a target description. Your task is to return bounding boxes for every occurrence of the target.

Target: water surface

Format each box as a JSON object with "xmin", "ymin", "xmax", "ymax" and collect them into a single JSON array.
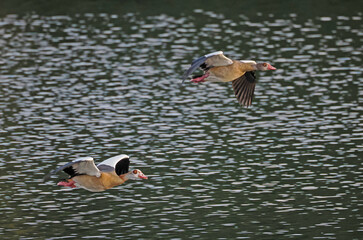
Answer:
[{"xmin": 0, "ymin": 1, "xmax": 362, "ymax": 239}]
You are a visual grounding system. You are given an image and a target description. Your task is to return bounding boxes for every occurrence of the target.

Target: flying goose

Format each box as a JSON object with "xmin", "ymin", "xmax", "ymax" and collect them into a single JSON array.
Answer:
[
  {"xmin": 44, "ymin": 154, "xmax": 147, "ymax": 192},
  {"xmin": 182, "ymin": 51, "xmax": 276, "ymax": 106}
]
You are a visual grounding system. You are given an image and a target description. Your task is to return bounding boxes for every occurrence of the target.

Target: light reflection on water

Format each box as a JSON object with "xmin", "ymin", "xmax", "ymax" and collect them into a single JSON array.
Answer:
[{"xmin": 0, "ymin": 10, "xmax": 362, "ymax": 239}]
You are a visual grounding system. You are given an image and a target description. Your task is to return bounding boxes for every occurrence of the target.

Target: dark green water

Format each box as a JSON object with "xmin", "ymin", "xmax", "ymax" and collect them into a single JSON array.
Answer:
[{"xmin": 0, "ymin": 1, "xmax": 362, "ymax": 239}]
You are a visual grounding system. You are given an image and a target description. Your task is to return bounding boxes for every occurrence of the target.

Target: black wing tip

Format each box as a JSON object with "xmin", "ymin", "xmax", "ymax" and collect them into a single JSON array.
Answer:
[
  {"xmin": 232, "ymin": 75, "xmax": 256, "ymax": 107},
  {"xmin": 63, "ymin": 166, "xmax": 78, "ymax": 178},
  {"xmin": 43, "ymin": 161, "xmax": 81, "ymax": 181}
]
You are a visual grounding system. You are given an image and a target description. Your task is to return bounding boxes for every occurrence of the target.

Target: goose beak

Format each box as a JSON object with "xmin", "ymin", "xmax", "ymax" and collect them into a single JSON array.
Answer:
[
  {"xmin": 139, "ymin": 174, "xmax": 148, "ymax": 179},
  {"xmin": 268, "ymin": 65, "xmax": 276, "ymax": 70}
]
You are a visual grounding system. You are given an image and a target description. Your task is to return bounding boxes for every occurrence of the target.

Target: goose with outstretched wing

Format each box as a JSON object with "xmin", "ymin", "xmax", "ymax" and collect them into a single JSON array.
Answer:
[{"xmin": 44, "ymin": 154, "xmax": 147, "ymax": 192}]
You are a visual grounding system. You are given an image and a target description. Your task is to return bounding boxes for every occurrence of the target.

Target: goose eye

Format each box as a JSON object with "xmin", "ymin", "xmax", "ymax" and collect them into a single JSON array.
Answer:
[{"xmin": 133, "ymin": 170, "xmax": 138, "ymax": 174}]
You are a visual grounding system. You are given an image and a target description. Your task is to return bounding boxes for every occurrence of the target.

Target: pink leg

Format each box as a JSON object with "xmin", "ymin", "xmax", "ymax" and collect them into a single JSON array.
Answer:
[
  {"xmin": 57, "ymin": 179, "xmax": 77, "ymax": 188},
  {"xmin": 191, "ymin": 73, "xmax": 209, "ymax": 83}
]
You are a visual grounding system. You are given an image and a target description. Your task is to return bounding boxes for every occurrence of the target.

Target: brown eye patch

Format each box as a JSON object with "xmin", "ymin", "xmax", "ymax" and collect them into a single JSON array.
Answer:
[
  {"xmin": 133, "ymin": 170, "xmax": 138, "ymax": 174},
  {"xmin": 263, "ymin": 63, "xmax": 267, "ymax": 67}
]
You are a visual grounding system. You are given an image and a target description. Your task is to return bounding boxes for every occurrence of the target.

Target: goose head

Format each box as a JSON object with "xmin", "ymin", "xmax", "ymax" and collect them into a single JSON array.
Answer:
[
  {"xmin": 256, "ymin": 62, "xmax": 276, "ymax": 71},
  {"xmin": 127, "ymin": 169, "xmax": 148, "ymax": 180}
]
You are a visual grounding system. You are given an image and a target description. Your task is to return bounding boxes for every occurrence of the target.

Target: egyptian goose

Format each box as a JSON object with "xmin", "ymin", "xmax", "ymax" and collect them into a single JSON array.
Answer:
[
  {"xmin": 182, "ymin": 51, "xmax": 276, "ymax": 107},
  {"xmin": 44, "ymin": 154, "xmax": 147, "ymax": 192}
]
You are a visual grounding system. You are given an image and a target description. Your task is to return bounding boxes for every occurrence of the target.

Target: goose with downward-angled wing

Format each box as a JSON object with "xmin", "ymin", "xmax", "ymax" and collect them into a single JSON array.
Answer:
[{"xmin": 182, "ymin": 51, "xmax": 276, "ymax": 107}]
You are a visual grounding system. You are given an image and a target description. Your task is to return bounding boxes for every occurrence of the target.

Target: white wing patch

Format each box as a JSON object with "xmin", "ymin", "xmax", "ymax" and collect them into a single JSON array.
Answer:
[
  {"xmin": 67, "ymin": 157, "xmax": 100, "ymax": 177},
  {"xmin": 43, "ymin": 156, "xmax": 100, "ymax": 181},
  {"xmin": 240, "ymin": 60, "xmax": 257, "ymax": 64},
  {"xmin": 204, "ymin": 51, "xmax": 223, "ymax": 58},
  {"xmin": 97, "ymin": 154, "xmax": 130, "ymax": 168},
  {"xmin": 72, "ymin": 157, "xmax": 94, "ymax": 163}
]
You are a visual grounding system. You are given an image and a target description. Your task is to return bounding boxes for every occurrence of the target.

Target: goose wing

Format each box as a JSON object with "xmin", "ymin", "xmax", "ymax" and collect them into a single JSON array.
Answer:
[
  {"xmin": 44, "ymin": 157, "xmax": 100, "ymax": 180},
  {"xmin": 97, "ymin": 154, "xmax": 130, "ymax": 176},
  {"xmin": 182, "ymin": 51, "xmax": 233, "ymax": 83},
  {"xmin": 232, "ymin": 71, "xmax": 256, "ymax": 107}
]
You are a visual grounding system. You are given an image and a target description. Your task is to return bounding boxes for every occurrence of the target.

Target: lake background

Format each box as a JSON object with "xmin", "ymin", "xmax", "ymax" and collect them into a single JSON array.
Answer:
[{"xmin": 0, "ymin": 0, "xmax": 362, "ymax": 239}]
